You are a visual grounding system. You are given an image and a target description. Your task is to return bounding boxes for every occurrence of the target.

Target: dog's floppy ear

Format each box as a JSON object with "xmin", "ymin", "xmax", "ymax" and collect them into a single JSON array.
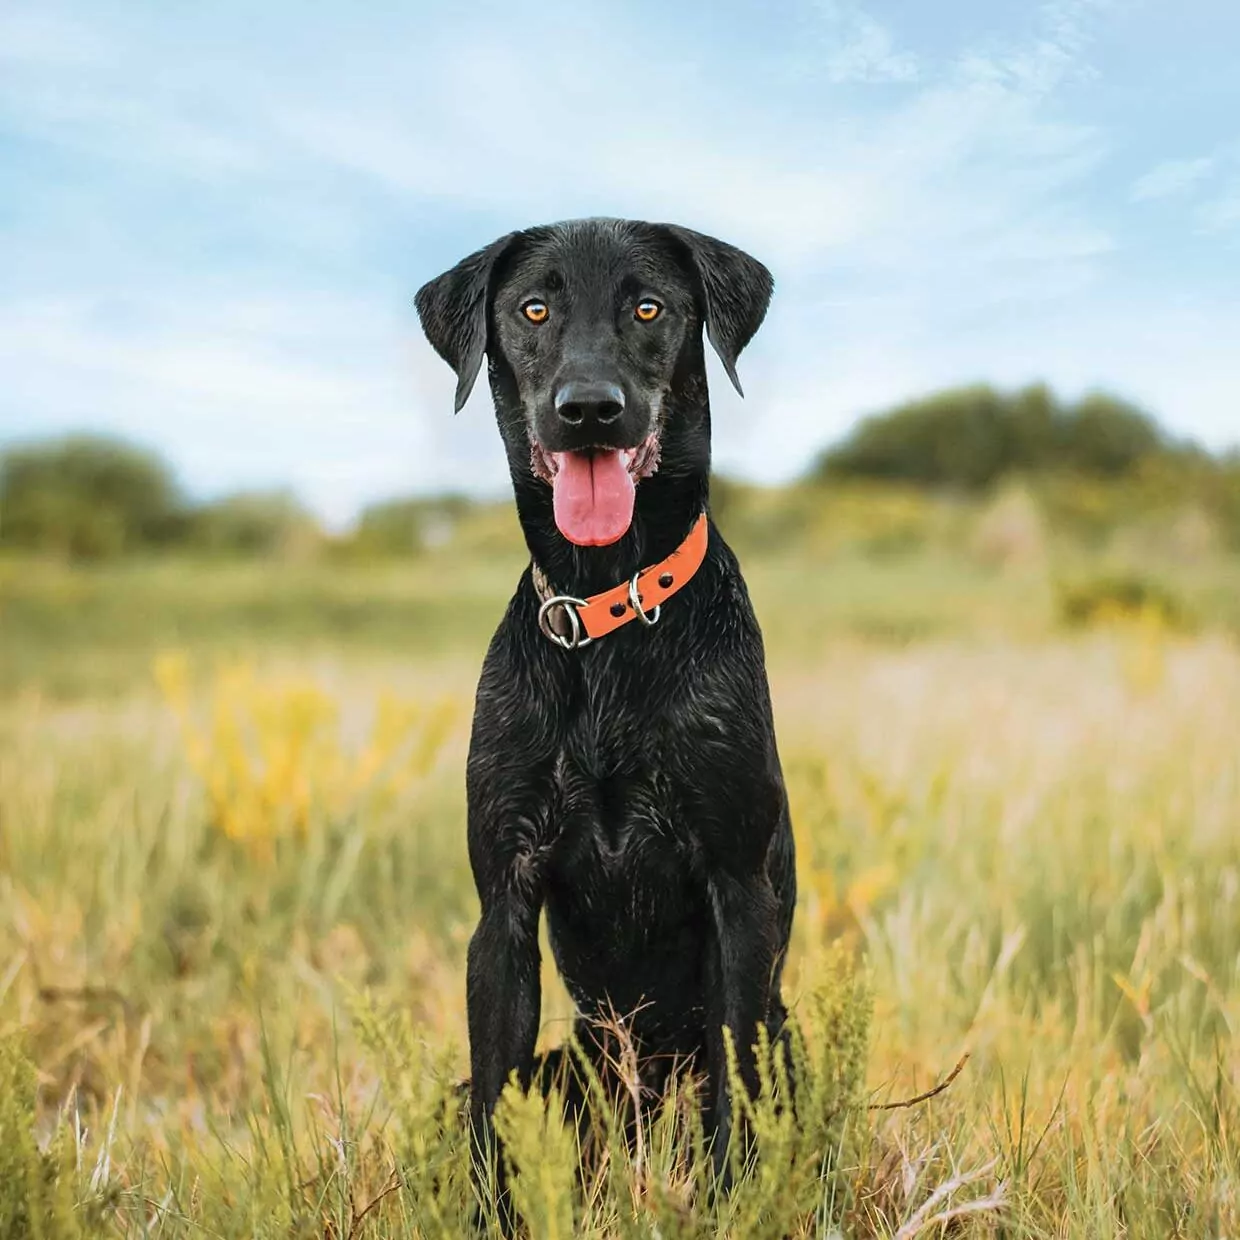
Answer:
[
  {"xmin": 663, "ymin": 225, "xmax": 773, "ymax": 398},
  {"xmin": 414, "ymin": 232, "xmax": 519, "ymax": 413}
]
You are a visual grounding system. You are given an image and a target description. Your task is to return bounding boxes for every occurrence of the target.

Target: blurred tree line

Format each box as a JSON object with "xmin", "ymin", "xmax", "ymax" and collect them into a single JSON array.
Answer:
[
  {"xmin": 814, "ymin": 383, "xmax": 1181, "ymax": 488},
  {"xmin": 3, "ymin": 384, "xmax": 1238, "ymax": 561},
  {"xmin": 810, "ymin": 383, "xmax": 1240, "ymax": 552},
  {"xmin": 0, "ymin": 434, "xmax": 482, "ymax": 562},
  {"xmin": 0, "ymin": 436, "xmax": 320, "ymax": 560}
]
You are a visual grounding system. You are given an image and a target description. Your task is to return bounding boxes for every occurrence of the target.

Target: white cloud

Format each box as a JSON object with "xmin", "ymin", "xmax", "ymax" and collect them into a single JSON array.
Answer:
[
  {"xmin": 1131, "ymin": 156, "xmax": 1217, "ymax": 202},
  {"xmin": 812, "ymin": 2, "xmax": 920, "ymax": 84},
  {"xmin": 952, "ymin": 0, "xmax": 1106, "ymax": 99},
  {"xmin": 265, "ymin": 2, "xmax": 1107, "ymax": 286},
  {"xmin": 1196, "ymin": 179, "xmax": 1240, "ymax": 233},
  {"xmin": 0, "ymin": 0, "xmax": 1107, "ymax": 279},
  {"xmin": 0, "ymin": 9, "xmax": 105, "ymax": 66}
]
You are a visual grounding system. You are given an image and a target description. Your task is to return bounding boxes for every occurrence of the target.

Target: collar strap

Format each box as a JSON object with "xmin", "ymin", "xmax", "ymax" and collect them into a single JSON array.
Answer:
[{"xmin": 532, "ymin": 513, "xmax": 709, "ymax": 650}]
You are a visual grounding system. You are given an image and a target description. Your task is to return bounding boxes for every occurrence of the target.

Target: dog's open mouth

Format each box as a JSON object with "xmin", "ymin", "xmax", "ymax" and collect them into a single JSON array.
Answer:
[{"xmin": 530, "ymin": 435, "xmax": 661, "ymax": 547}]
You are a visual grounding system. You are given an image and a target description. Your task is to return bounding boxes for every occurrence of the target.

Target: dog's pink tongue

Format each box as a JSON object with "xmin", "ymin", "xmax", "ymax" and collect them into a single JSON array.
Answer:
[{"xmin": 550, "ymin": 449, "xmax": 635, "ymax": 546}]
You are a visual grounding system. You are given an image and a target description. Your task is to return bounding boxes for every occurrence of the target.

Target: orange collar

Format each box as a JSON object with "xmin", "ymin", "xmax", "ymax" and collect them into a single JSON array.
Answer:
[{"xmin": 532, "ymin": 513, "xmax": 709, "ymax": 650}]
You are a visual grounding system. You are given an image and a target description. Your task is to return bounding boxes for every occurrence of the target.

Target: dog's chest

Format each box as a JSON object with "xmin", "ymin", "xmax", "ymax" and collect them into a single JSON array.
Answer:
[
  {"xmin": 550, "ymin": 752, "xmax": 682, "ymax": 862},
  {"xmin": 543, "ymin": 741, "xmax": 709, "ymax": 1018},
  {"xmin": 545, "ymin": 697, "xmax": 700, "ymax": 873},
  {"xmin": 545, "ymin": 651, "xmax": 711, "ymax": 839}
]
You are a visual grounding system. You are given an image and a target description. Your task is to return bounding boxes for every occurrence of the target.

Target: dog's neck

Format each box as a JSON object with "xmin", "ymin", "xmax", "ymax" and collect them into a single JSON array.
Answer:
[{"xmin": 495, "ymin": 377, "xmax": 712, "ymax": 599}]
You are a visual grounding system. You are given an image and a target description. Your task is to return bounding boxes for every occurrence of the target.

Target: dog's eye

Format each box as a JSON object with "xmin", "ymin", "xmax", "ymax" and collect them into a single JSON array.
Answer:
[
  {"xmin": 521, "ymin": 300, "xmax": 549, "ymax": 324},
  {"xmin": 635, "ymin": 300, "xmax": 662, "ymax": 323}
]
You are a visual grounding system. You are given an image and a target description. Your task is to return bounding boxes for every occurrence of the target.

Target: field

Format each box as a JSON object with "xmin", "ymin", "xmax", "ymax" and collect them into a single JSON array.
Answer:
[{"xmin": 2, "ymin": 524, "xmax": 1239, "ymax": 1237}]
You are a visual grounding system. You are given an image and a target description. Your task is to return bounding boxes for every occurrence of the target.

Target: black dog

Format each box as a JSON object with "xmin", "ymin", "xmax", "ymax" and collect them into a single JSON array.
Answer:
[{"xmin": 415, "ymin": 218, "xmax": 796, "ymax": 1221}]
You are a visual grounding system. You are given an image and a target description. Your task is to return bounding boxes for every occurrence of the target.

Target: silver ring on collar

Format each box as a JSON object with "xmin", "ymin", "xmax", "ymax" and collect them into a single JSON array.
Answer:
[
  {"xmin": 628, "ymin": 574, "xmax": 661, "ymax": 627},
  {"xmin": 537, "ymin": 594, "xmax": 592, "ymax": 650}
]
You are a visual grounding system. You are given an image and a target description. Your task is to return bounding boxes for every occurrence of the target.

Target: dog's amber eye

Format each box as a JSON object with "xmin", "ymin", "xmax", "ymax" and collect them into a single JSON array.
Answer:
[
  {"xmin": 522, "ymin": 300, "xmax": 549, "ymax": 324},
  {"xmin": 635, "ymin": 300, "xmax": 662, "ymax": 322}
]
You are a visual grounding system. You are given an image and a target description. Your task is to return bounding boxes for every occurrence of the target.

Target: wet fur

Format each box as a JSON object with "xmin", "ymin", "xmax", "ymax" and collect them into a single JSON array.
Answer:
[{"xmin": 415, "ymin": 218, "xmax": 796, "ymax": 1224}]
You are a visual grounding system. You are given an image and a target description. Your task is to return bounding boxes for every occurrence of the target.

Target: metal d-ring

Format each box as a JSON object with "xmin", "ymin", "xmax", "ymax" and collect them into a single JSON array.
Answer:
[
  {"xmin": 628, "ymin": 573, "xmax": 661, "ymax": 627},
  {"xmin": 537, "ymin": 594, "xmax": 592, "ymax": 650}
]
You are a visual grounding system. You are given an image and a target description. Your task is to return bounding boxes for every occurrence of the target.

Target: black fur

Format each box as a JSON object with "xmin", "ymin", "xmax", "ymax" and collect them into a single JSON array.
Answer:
[{"xmin": 415, "ymin": 217, "xmax": 795, "ymax": 1226}]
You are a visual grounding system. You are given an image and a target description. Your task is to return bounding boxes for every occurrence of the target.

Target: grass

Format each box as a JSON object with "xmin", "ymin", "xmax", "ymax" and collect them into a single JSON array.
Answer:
[{"xmin": 1, "ymin": 536, "xmax": 1239, "ymax": 1235}]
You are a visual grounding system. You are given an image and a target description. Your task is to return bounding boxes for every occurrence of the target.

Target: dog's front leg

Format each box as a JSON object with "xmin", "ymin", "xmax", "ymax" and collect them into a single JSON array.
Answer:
[
  {"xmin": 466, "ymin": 869, "xmax": 543, "ymax": 1230},
  {"xmin": 462, "ymin": 636, "xmax": 565, "ymax": 1233},
  {"xmin": 704, "ymin": 867, "xmax": 782, "ymax": 1183}
]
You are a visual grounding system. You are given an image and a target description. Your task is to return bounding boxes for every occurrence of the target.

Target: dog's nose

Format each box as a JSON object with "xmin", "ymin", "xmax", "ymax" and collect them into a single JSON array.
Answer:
[{"xmin": 554, "ymin": 380, "xmax": 626, "ymax": 428}]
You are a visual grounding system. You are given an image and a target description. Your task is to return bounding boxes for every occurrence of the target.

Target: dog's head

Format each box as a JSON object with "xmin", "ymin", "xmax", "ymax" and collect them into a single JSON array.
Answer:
[{"xmin": 415, "ymin": 218, "xmax": 772, "ymax": 548}]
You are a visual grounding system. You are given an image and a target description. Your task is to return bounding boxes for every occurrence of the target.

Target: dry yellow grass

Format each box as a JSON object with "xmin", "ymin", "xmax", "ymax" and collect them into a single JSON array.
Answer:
[{"xmin": 1, "ymin": 615, "xmax": 1238, "ymax": 1234}]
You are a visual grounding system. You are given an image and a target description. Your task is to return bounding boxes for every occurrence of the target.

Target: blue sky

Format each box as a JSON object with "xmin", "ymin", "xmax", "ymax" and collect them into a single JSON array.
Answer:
[{"xmin": 2, "ymin": 0, "xmax": 1237, "ymax": 525}]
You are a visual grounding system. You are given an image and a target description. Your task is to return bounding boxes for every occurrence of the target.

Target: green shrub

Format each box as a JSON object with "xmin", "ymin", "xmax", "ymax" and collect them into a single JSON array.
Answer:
[
  {"xmin": 0, "ymin": 434, "xmax": 183, "ymax": 559},
  {"xmin": 0, "ymin": 1034, "xmax": 104, "ymax": 1239},
  {"xmin": 813, "ymin": 383, "xmax": 1180, "ymax": 492},
  {"xmin": 345, "ymin": 953, "xmax": 872, "ymax": 1239},
  {"xmin": 1204, "ymin": 455, "xmax": 1240, "ymax": 549},
  {"xmin": 348, "ymin": 495, "xmax": 477, "ymax": 558},
  {"xmin": 185, "ymin": 489, "xmax": 322, "ymax": 558},
  {"xmin": 1057, "ymin": 574, "xmax": 1193, "ymax": 630}
]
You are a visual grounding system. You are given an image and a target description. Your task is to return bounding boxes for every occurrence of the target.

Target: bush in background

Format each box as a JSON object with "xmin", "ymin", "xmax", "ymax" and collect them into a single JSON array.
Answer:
[
  {"xmin": 812, "ymin": 383, "xmax": 1189, "ymax": 491},
  {"xmin": 0, "ymin": 434, "xmax": 183, "ymax": 560},
  {"xmin": 810, "ymin": 382, "xmax": 1240, "ymax": 552},
  {"xmin": 185, "ymin": 489, "xmax": 322, "ymax": 559},
  {"xmin": 351, "ymin": 494, "xmax": 474, "ymax": 557},
  {"xmin": 1056, "ymin": 573, "xmax": 1193, "ymax": 631}
]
